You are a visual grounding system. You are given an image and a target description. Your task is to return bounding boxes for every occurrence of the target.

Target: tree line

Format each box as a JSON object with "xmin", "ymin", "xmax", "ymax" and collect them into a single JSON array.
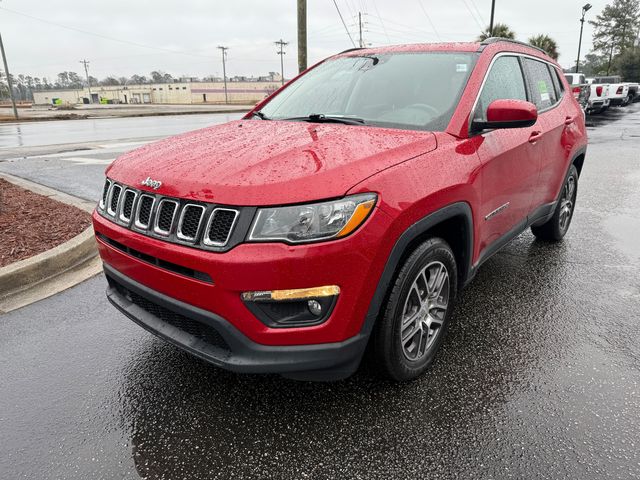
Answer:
[{"xmin": 477, "ymin": 0, "xmax": 640, "ymax": 79}]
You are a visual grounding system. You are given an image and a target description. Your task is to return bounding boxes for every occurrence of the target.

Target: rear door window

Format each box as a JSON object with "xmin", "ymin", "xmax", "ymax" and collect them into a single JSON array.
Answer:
[
  {"xmin": 523, "ymin": 58, "xmax": 558, "ymax": 110},
  {"xmin": 474, "ymin": 55, "xmax": 527, "ymax": 122}
]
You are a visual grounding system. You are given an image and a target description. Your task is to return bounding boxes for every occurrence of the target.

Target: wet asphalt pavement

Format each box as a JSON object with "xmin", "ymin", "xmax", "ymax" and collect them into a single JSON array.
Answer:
[{"xmin": 1, "ymin": 107, "xmax": 640, "ymax": 479}]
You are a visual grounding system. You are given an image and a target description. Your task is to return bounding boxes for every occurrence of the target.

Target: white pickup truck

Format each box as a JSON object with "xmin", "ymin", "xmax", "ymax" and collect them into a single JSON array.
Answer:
[
  {"xmin": 591, "ymin": 76, "xmax": 631, "ymax": 106},
  {"xmin": 564, "ymin": 73, "xmax": 590, "ymax": 110},
  {"xmin": 583, "ymin": 77, "xmax": 611, "ymax": 114}
]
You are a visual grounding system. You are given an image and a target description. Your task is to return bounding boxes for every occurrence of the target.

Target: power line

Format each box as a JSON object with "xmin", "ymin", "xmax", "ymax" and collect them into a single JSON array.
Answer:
[
  {"xmin": 332, "ymin": 0, "xmax": 356, "ymax": 47},
  {"xmin": 459, "ymin": 0, "xmax": 484, "ymax": 30},
  {"xmin": 0, "ymin": 6, "xmax": 216, "ymax": 59},
  {"xmin": 416, "ymin": 0, "xmax": 442, "ymax": 41},
  {"xmin": 369, "ymin": 2, "xmax": 390, "ymax": 43},
  {"xmin": 468, "ymin": 0, "xmax": 486, "ymax": 25}
]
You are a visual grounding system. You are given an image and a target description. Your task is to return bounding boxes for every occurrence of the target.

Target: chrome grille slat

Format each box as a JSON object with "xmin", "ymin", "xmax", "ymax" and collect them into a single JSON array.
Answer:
[
  {"xmin": 99, "ymin": 180, "xmax": 239, "ymax": 250},
  {"xmin": 203, "ymin": 208, "xmax": 238, "ymax": 247},
  {"xmin": 119, "ymin": 190, "xmax": 137, "ymax": 223},
  {"xmin": 177, "ymin": 204, "xmax": 205, "ymax": 242},
  {"xmin": 135, "ymin": 195, "xmax": 155, "ymax": 229},
  {"xmin": 107, "ymin": 185, "xmax": 122, "ymax": 216},
  {"xmin": 100, "ymin": 179, "xmax": 111, "ymax": 210},
  {"xmin": 153, "ymin": 199, "xmax": 178, "ymax": 236}
]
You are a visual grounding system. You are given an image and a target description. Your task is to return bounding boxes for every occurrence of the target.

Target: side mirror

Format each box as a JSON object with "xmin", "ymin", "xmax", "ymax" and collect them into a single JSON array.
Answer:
[{"xmin": 473, "ymin": 99, "xmax": 538, "ymax": 131}]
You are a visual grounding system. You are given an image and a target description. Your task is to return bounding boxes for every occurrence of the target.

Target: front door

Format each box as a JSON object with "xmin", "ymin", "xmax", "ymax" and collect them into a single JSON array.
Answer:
[{"xmin": 472, "ymin": 55, "xmax": 541, "ymax": 257}]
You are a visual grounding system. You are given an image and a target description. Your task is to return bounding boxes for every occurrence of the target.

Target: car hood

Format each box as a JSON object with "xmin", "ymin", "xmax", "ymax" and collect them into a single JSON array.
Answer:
[{"xmin": 106, "ymin": 120, "xmax": 437, "ymax": 205}]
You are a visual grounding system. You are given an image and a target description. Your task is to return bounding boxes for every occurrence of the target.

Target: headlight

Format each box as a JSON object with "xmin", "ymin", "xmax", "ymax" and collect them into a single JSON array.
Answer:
[{"xmin": 248, "ymin": 193, "xmax": 377, "ymax": 243}]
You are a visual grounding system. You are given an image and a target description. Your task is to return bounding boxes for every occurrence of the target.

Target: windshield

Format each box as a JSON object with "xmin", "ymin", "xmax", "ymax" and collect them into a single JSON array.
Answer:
[{"xmin": 259, "ymin": 52, "xmax": 478, "ymax": 132}]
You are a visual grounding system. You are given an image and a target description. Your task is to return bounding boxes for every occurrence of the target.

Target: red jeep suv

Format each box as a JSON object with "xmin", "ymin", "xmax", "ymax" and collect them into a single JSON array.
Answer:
[{"xmin": 94, "ymin": 39, "xmax": 587, "ymax": 381}]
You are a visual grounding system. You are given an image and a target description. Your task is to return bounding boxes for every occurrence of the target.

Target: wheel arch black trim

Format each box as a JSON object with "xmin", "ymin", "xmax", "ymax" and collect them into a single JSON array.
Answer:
[
  {"xmin": 570, "ymin": 146, "xmax": 587, "ymax": 177},
  {"xmin": 361, "ymin": 201, "xmax": 474, "ymax": 337}
]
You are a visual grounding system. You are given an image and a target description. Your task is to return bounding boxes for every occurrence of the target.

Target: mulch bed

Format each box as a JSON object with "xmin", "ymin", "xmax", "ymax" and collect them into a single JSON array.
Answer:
[{"xmin": 0, "ymin": 178, "xmax": 92, "ymax": 268}]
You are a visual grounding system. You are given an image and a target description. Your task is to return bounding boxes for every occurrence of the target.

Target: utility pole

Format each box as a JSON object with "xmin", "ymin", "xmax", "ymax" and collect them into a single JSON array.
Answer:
[
  {"xmin": 575, "ymin": 3, "xmax": 592, "ymax": 73},
  {"xmin": 217, "ymin": 46, "xmax": 229, "ymax": 104},
  {"xmin": 359, "ymin": 12, "xmax": 364, "ymax": 47},
  {"xmin": 297, "ymin": 0, "xmax": 307, "ymax": 73},
  {"xmin": 80, "ymin": 59, "xmax": 92, "ymax": 103},
  {"xmin": 275, "ymin": 39, "xmax": 288, "ymax": 86},
  {"xmin": 489, "ymin": 0, "xmax": 496, "ymax": 36},
  {"xmin": 0, "ymin": 32, "xmax": 18, "ymax": 119}
]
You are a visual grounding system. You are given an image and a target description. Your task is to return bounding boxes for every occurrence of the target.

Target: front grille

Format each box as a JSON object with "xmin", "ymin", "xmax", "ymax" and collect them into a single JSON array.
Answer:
[
  {"xmin": 136, "ymin": 195, "xmax": 154, "ymax": 228},
  {"xmin": 205, "ymin": 209, "xmax": 238, "ymax": 246},
  {"xmin": 108, "ymin": 185, "xmax": 122, "ymax": 215},
  {"xmin": 155, "ymin": 200, "xmax": 177, "ymax": 234},
  {"xmin": 120, "ymin": 190, "xmax": 136, "ymax": 222},
  {"xmin": 99, "ymin": 179, "xmax": 240, "ymax": 251},
  {"xmin": 178, "ymin": 205, "xmax": 205, "ymax": 241},
  {"xmin": 110, "ymin": 277, "xmax": 228, "ymax": 350}
]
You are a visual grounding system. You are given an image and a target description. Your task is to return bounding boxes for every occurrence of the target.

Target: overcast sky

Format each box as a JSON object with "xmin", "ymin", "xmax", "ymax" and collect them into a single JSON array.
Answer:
[{"xmin": 0, "ymin": 0, "xmax": 610, "ymax": 81}]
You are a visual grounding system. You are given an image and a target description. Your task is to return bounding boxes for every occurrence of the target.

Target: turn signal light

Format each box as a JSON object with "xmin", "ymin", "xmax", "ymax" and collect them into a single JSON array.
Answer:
[{"xmin": 241, "ymin": 285, "xmax": 340, "ymax": 302}]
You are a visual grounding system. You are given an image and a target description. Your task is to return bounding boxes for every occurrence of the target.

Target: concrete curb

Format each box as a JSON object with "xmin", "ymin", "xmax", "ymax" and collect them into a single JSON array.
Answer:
[{"xmin": 0, "ymin": 173, "xmax": 101, "ymax": 313}]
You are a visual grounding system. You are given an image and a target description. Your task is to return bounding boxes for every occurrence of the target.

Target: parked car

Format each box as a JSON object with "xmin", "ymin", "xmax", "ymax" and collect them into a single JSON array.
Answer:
[
  {"xmin": 94, "ymin": 38, "xmax": 588, "ymax": 382},
  {"xmin": 591, "ymin": 76, "xmax": 630, "ymax": 106},
  {"xmin": 564, "ymin": 73, "xmax": 590, "ymax": 109},
  {"xmin": 585, "ymin": 81, "xmax": 611, "ymax": 114}
]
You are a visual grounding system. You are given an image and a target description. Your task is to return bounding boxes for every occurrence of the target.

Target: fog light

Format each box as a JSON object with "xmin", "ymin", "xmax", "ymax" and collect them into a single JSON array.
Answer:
[{"xmin": 308, "ymin": 299, "xmax": 322, "ymax": 316}]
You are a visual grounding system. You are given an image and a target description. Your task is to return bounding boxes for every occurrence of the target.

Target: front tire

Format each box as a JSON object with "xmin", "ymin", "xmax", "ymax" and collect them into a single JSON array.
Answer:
[
  {"xmin": 531, "ymin": 164, "xmax": 579, "ymax": 242},
  {"xmin": 373, "ymin": 238, "xmax": 458, "ymax": 381}
]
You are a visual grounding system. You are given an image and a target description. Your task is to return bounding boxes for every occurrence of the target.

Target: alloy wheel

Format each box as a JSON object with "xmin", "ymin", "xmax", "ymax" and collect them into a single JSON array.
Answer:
[
  {"xmin": 400, "ymin": 261, "xmax": 450, "ymax": 361},
  {"xmin": 559, "ymin": 174, "xmax": 576, "ymax": 233}
]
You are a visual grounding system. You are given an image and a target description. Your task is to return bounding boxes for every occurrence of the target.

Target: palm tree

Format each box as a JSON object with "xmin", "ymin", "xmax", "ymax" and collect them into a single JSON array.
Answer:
[
  {"xmin": 477, "ymin": 23, "xmax": 516, "ymax": 41},
  {"xmin": 528, "ymin": 34, "xmax": 560, "ymax": 60}
]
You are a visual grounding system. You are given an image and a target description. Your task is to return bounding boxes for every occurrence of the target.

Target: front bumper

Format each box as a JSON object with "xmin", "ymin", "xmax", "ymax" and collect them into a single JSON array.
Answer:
[
  {"xmin": 104, "ymin": 264, "xmax": 367, "ymax": 380},
  {"xmin": 93, "ymin": 206, "xmax": 392, "ymax": 346}
]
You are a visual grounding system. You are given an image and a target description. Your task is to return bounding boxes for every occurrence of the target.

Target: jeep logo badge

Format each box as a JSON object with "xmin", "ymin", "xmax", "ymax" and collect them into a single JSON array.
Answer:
[{"xmin": 140, "ymin": 177, "xmax": 162, "ymax": 190}]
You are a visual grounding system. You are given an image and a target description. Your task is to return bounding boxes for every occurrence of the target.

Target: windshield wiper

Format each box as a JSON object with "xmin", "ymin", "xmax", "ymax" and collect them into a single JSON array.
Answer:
[
  {"xmin": 283, "ymin": 114, "xmax": 366, "ymax": 126},
  {"xmin": 252, "ymin": 110, "xmax": 270, "ymax": 120}
]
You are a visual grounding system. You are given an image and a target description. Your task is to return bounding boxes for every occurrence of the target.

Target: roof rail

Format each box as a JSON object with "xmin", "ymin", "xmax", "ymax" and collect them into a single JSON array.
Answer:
[{"xmin": 479, "ymin": 37, "xmax": 548, "ymax": 56}]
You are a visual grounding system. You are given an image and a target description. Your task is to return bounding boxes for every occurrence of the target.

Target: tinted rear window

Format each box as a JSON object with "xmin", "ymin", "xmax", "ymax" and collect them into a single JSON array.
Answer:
[{"xmin": 523, "ymin": 58, "xmax": 558, "ymax": 110}]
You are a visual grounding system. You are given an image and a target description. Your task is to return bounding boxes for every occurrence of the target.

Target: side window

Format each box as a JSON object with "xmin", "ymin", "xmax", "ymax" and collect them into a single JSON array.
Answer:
[
  {"xmin": 474, "ymin": 56, "xmax": 527, "ymax": 122},
  {"xmin": 549, "ymin": 66, "xmax": 565, "ymax": 98},
  {"xmin": 523, "ymin": 58, "xmax": 558, "ymax": 110}
]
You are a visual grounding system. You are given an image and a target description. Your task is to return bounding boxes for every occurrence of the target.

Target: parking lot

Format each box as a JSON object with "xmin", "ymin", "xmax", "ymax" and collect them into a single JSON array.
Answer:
[{"xmin": 1, "ymin": 105, "xmax": 640, "ymax": 479}]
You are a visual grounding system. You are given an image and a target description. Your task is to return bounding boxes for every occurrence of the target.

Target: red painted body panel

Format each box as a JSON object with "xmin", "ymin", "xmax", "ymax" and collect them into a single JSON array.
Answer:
[{"xmin": 96, "ymin": 40, "xmax": 588, "ymax": 352}]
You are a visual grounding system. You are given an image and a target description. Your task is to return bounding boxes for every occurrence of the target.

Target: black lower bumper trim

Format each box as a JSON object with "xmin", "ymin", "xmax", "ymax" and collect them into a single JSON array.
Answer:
[{"xmin": 103, "ymin": 264, "xmax": 367, "ymax": 380}]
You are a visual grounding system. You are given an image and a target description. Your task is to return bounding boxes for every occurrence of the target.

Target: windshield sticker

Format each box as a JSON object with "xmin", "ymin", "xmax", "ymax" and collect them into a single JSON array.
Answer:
[
  {"xmin": 541, "ymin": 92, "xmax": 551, "ymax": 102},
  {"xmin": 456, "ymin": 64, "xmax": 468, "ymax": 73}
]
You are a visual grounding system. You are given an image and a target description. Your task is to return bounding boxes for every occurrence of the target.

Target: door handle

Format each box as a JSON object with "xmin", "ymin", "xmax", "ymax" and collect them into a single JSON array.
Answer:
[
  {"xmin": 528, "ymin": 131, "xmax": 542, "ymax": 143},
  {"xmin": 564, "ymin": 116, "xmax": 575, "ymax": 126}
]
